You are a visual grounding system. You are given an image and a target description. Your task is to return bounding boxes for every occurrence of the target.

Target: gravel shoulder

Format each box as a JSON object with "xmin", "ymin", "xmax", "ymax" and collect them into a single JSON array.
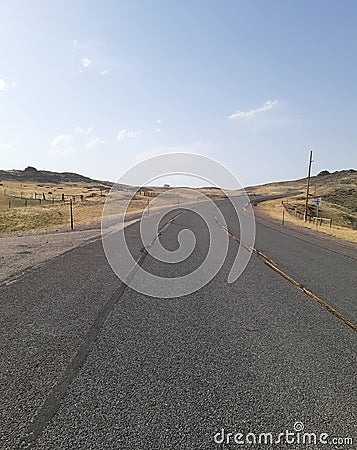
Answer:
[{"xmin": 0, "ymin": 228, "xmax": 103, "ymax": 285}]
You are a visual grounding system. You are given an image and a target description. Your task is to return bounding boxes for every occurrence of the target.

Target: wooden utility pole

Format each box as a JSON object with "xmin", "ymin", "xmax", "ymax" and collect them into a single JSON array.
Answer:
[{"xmin": 304, "ymin": 150, "xmax": 313, "ymax": 222}]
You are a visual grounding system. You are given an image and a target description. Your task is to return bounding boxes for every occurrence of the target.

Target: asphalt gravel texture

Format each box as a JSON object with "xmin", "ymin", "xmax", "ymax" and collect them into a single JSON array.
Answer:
[{"xmin": 0, "ymin": 200, "xmax": 356, "ymax": 450}]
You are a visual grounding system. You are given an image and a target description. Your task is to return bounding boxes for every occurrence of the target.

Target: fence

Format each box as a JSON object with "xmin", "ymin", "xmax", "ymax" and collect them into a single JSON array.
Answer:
[
  {"xmin": 2, "ymin": 188, "xmax": 107, "ymax": 210},
  {"xmin": 282, "ymin": 201, "xmax": 333, "ymax": 227}
]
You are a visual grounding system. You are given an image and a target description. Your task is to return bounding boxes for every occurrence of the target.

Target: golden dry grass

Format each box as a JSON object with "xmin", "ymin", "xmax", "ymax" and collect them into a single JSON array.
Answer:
[
  {"xmin": 0, "ymin": 180, "xmax": 109, "ymax": 233},
  {"xmin": 257, "ymin": 198, "xmax": 357, "ymax": 243},
  {"xmin": 0, "ymin": 180, "xmax": 228, "ymax": 234},
  {"xmin": 250, "ymin": 170, "xmax": 357, "ymax": 243}
]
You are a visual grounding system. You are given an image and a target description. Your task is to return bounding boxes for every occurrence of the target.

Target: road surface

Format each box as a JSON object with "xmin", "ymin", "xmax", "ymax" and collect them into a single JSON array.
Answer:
[{"xmin": 0, "ymin": 200, "xmax": 356, "ymax": 449}]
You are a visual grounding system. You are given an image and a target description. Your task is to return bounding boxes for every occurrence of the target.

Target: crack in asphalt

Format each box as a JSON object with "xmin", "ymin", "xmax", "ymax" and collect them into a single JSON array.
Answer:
[{"xmin": 18, "ymin": 212, "xmax": 183, "ymax": 449}]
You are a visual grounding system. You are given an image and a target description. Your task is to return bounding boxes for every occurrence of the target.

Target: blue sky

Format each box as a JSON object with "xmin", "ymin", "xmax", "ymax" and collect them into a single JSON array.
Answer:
[{"xmin": 0, "ymin": 0, "xmax": 356, "ymax": 186}]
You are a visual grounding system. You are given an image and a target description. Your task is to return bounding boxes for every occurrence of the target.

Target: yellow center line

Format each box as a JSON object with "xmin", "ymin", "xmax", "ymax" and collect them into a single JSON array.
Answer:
[{"xmin": 221, "ymin": 225, "xmax": 357, "ymax": 333}]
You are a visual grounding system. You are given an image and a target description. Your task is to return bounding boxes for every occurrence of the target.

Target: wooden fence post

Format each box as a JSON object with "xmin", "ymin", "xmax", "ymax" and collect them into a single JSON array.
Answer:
[{"xmin": 69, "ymin": 199, "xmax": 74, "ymax": 230}]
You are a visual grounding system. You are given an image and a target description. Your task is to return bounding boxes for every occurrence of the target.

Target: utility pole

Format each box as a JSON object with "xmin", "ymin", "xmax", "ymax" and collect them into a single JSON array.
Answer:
[{"xmin": 304, "ymin": 150, "xmax": 313, "ymax": 222}]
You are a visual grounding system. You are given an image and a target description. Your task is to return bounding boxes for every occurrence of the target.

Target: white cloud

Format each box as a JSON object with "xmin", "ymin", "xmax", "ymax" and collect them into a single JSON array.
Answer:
[
  {"xmin": 85, "ymin": 137, "xmax": 106, "ymax": 148},
  {"xmin": 49, "ymin": 134, "xmax": 75, "ymax": 156},
  {"xmin": 81, "ymin": 57, "xmax": 91, "ymax": 68},
  {"xmin": 0, "ymin": 143, "xmax": 14, "ymax": 150},
  {"xmin": 117, "ymin": 129, "xmax": 141, "ymax": 141},
  {"xmin": 156, "ymin": 119, "xmax": 162, "ymax": 124},
  {"xmin": 155, "ymin": 128, "xmax": 161, "ymax": 133},
  {"xmin": 50, "ymin": 134, "xmax": 71, "ymax": 147},
  {"xmin": 75, "ymin": 126, "xmax": 93, "ymax": 135},
  {"xmin": 228, "ymin": 99, "xmax": 279, "ymax": 120},
  {"xmin": 50, "ymin": 129, "xmax": 107, "ymax": 154},
  {"xmin": 0, "ymin": 79, "xmax": 8, "ymax": 91},
  {"xmin": 72, "ymin": 39, "xmax": 111, "ymax": 74}
]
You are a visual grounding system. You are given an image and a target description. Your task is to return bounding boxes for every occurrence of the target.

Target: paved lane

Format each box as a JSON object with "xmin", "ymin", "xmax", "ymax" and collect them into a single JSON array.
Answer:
[
  {"xmin": 0, "ymin": 204, "xmax": 356, "ymax": 449},
  {"xmin": 219, "ymin": 199, "xmax": 357, "ymax": 325}
]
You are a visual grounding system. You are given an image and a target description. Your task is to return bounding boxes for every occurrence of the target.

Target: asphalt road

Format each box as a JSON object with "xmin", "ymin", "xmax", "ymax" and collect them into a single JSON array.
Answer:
[{"xmin": 0, "ymin": 200, "xmax": 356, "ymax": 449}]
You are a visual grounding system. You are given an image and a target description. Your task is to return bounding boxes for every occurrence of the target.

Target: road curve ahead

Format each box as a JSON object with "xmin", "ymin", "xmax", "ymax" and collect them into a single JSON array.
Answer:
[{"xmin": 0, "ymin": 200, "xmax": 356, "ymax": 449}]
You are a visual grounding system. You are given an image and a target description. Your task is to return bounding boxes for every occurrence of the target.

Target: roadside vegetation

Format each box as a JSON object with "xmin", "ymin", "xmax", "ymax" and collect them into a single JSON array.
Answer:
[
  {"xmin": 250, "ymin": 169, "xmax": 357, "ymax": 243},
  {"xmin": 0, "ymin": 170, "xmax": 228, "ymax": 234}
]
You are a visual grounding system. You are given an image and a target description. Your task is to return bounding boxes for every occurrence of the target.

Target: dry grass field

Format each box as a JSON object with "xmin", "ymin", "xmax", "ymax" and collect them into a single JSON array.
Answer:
[
  {"xmin": 0, "ymin": 174, "xmax": 228, "ymax": 234},
  {"xmin": 1, "ymin": 168, "xmax": 355, "ymax": 242},
  {"xmin": 250, "ymin": 169, "xmax": 357, "ymax": 243},
  {"xmin": 0, "ymin": 180, "xmax": 109, "ymax": 233}
]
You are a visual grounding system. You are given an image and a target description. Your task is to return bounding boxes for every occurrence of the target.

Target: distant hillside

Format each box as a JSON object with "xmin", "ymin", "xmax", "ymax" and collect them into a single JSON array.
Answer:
[
  {"xmin": 0, "ymin": 166, "xmax": 113, "ymax": 187},
  {"xmin": 250, "ymin": 169, "xmax": 357, "ymax": 232},
  {"xmin": 249, "ymin": 169, "xmax": 356, "ymax": 209}
]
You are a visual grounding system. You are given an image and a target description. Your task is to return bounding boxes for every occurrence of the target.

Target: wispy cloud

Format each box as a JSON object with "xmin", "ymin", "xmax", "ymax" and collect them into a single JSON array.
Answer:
[
  {"xmin": 72, "ymin": 39, "xmax": 111, "ymax": 75},
  {"xmin": 155, "ymin": 119, "xmax": 162, "ymax": 132},
  {"xmin": 49, "ymin": 134, "xmax": 75, "ymax": 156},
  {"xmin": 0, "ymin": 79, "xmax": 16, "ymax": 92},
  {"xmin": 85, "ymin": 137, "xmax": 106, "ymax": 148},
  {"xmin": 0, "ymin": 143, "xmax": 14, "ymax": 150},
  {"xmin": 228, "ymin": 100, "xmax": 279, "ymax": 120},
  {"xmin": 50, "ymin": 128, "xmax": 107, "ymax": 155},
  {"xmin": 0, "ymin": 79, "xmax": 8, "ymax": 91},
  {"xmin": 81, "ymin": 57, "xmax": 91, "ymax": 68},
  {"xmin": 117, "ymin": 129, "xmax": 141, "ymax": 141},
  {"xmin": 75, "ymin": 126, "xmax": 93, "ymax": 135}
]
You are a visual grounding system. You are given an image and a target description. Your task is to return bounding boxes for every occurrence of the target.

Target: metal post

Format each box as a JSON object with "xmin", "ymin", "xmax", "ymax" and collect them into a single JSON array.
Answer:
[
  {"xmin": 315, "ymin": 202, "xmax": 319, "ymax": 227},
  {"xmin": 304, "ymin": 150, "xmax": 313, "ymax": 222},
  {"xmin": 282, "ymin": 208, "xmax": 285, "ymax": 226}
]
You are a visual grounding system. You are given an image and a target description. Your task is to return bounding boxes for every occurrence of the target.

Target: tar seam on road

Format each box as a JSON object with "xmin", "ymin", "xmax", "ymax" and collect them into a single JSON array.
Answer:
[
  {"xmin": 18, "ymin": 212, "xmax": 183, "ymax": 450},
  {"xmin": 255, "ymin": 216, "xmax": 357, "ymax": 261},
  {"xmin": 220, "ymin": 224, "xmax": 357, "ymax": 333}
]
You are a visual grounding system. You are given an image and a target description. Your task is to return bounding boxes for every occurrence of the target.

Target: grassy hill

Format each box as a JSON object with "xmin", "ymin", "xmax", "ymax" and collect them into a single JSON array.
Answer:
[
  {"xmin": 250, "ymin": 169, "xmax": 357, "ymax": 242},
  {"xmin": 0, "ymin": 167, "xmax": 228, "ymax": 234},
  {"xmin": 0, "ymin": 166, "xmax": 113, "ymax": 186},
  {"xmin": 1, "ymin": 166, "xmax": 355, "ymax": 241}
]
